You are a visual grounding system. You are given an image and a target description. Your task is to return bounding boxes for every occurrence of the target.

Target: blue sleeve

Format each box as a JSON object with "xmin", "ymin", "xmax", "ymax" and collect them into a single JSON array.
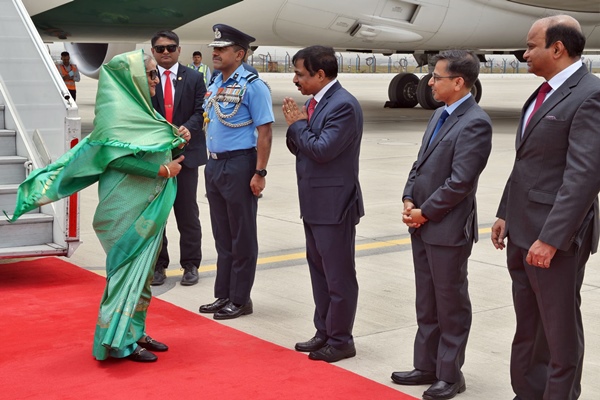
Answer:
[{"xmin": 248, "ymin": 80, "xmax": 274, "ymax": 127}]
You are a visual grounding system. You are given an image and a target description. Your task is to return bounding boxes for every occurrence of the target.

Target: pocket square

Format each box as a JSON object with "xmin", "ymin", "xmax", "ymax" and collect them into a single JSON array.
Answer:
[{"xmin": 544, "ymin": 115, "xmax": 558, "ymax": 120}]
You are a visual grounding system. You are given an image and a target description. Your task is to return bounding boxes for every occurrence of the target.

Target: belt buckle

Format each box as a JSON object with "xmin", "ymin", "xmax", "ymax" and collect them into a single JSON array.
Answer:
[{"xmin": 210, "ymin": 152, "xmax": 218, "ymax": 159}]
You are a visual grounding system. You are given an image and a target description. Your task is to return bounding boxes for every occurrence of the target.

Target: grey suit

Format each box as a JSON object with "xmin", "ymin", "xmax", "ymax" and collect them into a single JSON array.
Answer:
[
  {"xmin": 286, "ymin": 81, "xmax": 364, "ymax": 349},
  {"xmin": 403, "ymin": 96, "xmax": 492, "ymax": 382},
  {"xmin": 497, "ymin": 65, "xmax": 600, "ymax": 400}
]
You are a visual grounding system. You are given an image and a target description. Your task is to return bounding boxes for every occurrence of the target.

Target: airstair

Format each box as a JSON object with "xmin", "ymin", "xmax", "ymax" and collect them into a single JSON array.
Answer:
[{"xmin": 0, "ymin": 0, "xmax": 81, "ymax": 259}]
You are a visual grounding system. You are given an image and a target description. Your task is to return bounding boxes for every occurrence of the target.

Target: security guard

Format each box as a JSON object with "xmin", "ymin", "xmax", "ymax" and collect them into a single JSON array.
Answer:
[
  {"xmin": 198, "ymin": 24, "xmax": 274, "ymax": 320},
  {"xmin": 187, "ymin": 51, "xmax": 212, "ymax": 84}
]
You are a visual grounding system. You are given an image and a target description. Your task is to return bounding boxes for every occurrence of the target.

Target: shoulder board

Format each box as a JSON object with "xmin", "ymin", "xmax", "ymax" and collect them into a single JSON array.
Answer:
[{"xmin": 246, "ymin": 73, "xmax": 259, "ymax": 83}]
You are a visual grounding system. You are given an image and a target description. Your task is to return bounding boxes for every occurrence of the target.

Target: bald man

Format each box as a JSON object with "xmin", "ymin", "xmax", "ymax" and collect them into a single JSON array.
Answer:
[{"xmin": 491, "ymin": 15, "xmax": 600, "ymax": 400}]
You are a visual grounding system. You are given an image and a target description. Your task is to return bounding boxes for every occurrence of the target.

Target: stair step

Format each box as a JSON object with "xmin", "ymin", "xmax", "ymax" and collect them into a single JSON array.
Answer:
[
  {"xmin": 0, "ymin": 183, "xmax": 21, "ymax": 214},
  {"xmin": 0, "ymin": 155, "xmax": 28, "ymax": 184},
  {"xmin": 0, "ymin": 213, "xmax": 53, "ymax": 248},
  {"xmin": 0, "ymin": 243, "xmax": 68, "ymax": 259},
  {"xmin": 0, "ymin": 129, "xmax": 16, "ymax": 156}
]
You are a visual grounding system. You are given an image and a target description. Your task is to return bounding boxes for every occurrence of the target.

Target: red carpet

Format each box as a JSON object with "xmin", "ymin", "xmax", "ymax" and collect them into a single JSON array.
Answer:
[{"xmin": 0, "ymin": 258, "xmax": 416, "ymax": 400}]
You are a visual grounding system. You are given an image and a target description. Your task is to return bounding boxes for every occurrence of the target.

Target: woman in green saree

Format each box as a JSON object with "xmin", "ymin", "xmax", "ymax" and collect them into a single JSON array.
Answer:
[{"xmin": 9, "ymin": 50, "xmax": 188, "ymax": 362}]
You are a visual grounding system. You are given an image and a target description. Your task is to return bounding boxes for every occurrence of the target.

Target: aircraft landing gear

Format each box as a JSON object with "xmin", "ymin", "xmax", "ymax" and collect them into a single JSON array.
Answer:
[
  {"xmin": 385, "ymin": 72, "xmax": 483, "ymax": 109},
  {"xmin": 416, "ymin": 73, "xmax": 443, "ymax": 110},
  {"xmin": 384, "ymin": 72, "xmax": 419, "ymax": 108}
]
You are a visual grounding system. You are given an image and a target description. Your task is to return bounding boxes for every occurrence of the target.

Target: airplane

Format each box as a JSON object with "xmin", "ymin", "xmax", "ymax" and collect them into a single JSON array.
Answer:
[{"xmin": 23, "ymin": 0, "xmax": 600, "ymax": 109}]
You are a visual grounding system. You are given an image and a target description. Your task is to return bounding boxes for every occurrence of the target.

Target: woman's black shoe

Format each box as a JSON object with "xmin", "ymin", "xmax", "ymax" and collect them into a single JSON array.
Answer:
[
  {"xmin": 127, "ymin": 346, "xmax": 158, "ymax": 362},
  {"xmin": 137, "ymin": 335, "xmax": 168, "ymax": 352}
]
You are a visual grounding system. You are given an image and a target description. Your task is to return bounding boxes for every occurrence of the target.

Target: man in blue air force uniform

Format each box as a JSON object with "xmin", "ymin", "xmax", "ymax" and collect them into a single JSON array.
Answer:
[{"xmin": 198, "ymin": 24, "xmax": 274, "ymax": 320}]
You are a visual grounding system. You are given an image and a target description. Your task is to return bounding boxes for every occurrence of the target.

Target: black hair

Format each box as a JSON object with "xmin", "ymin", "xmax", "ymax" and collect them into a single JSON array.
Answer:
[
  {"xmin": 292, "ymin": 46, "xmax": 338, "ymax": 79},
  {"xmin": 431, "ymin": 50, "xmax": 480, "ymax": 88},
  {"xmin": 151, "ymin": 30, "xmax": 180, "ymax": 46},
  {"xmin": 193, "ymin": 51, "xmax": 202, "ymax": 57},
  {"xmin": 545, "ymin": 24, "xmax": 585, "ymax": 58},
  {"xmin": 61, "ymin": 51, "xmax": 69, "ymax": 57}
]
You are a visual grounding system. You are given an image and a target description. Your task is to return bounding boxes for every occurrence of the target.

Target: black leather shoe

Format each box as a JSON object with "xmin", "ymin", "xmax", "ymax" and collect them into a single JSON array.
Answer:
[
  {"xmin": 391, "ymin": 369, "xmax": 437, "ymax": 385},
  {"xmin": 199, "ymin": 298, "xmax": 230, "ymax": 314},
  {"xmin": 213, "ymin": 300, "xmax": 253, "ymax": 320},
  {"xmin": 180, "ymin": 266, "xmax": 199, "ymax": 286},
  {"xmin": 137, "ymin": 335, "xmax": 168, "ymax": 352},
  {"xmin": 423, "ymin": 376, "xmax": 466, "ymax": 400},
  {"xmin": 127, "ymin": 346, "xmax": 157, "ymax": 362},
  {"xmin": 295, "ymin": 336, "xmax": 327, "ymax": 352},
  {"xmin": 151, "ymin": 265, "xmax": 166, "ymax": 286},
  {"xmin": 308, "ymin": 344, "xmax": 356, "ymax": 363}
]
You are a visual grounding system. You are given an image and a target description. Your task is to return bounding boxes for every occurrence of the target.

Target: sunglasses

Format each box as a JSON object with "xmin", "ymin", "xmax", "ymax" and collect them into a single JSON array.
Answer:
[
  {"xmin": 147, "ymin": 70, "xmax": 159, "ymax": 80},
  {"xmin": 153, "ymin": 44, "xmax": 178, "ymax": 53}
]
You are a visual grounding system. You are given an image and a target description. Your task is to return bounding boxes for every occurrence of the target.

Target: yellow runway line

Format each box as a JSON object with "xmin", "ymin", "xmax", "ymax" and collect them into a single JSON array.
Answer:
[{"xmin": 191, "ymin": 227, "xmax": 492, "ymax": 275}]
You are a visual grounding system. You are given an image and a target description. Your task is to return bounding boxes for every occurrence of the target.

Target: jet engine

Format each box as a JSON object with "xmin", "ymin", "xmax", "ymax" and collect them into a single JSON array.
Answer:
[{"xmin": 64, "ymin": 43, "xmax": 137, "ymax": 79}]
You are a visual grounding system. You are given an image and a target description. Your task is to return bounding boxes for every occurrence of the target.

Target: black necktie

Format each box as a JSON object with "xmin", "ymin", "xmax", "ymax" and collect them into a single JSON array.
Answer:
[{"xmin": 428, "ymin": 110, "xmax": 449, "ymax": 147}]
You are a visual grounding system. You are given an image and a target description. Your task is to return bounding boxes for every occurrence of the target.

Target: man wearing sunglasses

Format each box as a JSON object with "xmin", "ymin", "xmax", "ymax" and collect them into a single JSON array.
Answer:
[
  {"xmin": 392, "ymin": 50, "xmax": 492, "ymax": 400},
  {"xmin": 150, "ymin": 30, "xmax": 207, "ymax": 287}
]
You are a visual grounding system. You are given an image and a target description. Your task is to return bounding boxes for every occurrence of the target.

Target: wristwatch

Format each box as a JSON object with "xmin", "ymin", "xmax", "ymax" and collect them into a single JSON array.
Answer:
[{"xmin": 255, "ymin": 169, "xmax": 267, "ymax": 177}]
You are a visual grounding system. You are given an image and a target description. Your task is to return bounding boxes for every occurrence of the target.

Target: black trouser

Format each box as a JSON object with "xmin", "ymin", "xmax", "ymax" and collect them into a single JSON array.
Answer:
[
  {"xmin": 303, "ymin": 205, "xmax": 359, "ymax": 350},
  {"xmin": 205, "ymin": 151, "xmax": 258, "ymax": 305},
  {"xmin": 157, "ymin": 164, "xmax": 202, "ymax": 269}
]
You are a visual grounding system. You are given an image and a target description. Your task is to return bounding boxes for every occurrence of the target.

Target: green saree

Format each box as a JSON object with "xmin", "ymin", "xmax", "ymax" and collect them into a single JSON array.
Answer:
[{"xmin": 9, "ymin": 50, "xmax": 185, "ymax": 360}]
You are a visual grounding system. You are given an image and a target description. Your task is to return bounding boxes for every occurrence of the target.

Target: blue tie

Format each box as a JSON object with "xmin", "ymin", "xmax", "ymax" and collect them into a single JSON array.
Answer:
[{"xmin": 428, "ymin": 110, "xmax": 449, "ymax": 147}]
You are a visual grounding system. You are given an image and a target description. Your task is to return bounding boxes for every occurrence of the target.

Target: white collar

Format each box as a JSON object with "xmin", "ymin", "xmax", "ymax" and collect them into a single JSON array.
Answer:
[{"xmin": 313, "ymin": 79, "xmax": 338, "ymax": 103}]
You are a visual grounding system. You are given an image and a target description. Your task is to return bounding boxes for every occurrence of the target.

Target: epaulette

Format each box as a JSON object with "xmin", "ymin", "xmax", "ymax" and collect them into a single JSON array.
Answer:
[
  {"xmin": 246, "ymin": 73, "xmax": 259, "ymax": 83},
  {"xmin": 245, "ymin": 74, "xmax": 271, "ymax": 92}
]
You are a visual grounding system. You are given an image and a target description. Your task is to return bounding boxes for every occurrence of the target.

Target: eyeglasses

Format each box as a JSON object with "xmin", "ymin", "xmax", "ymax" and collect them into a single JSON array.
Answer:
[
  {"xmin": 147, "ymin": 70, "xmax": 159, "ymax": 80},
  {"xmin": 153, "ymin": 44, "xmax": 178, "ymax": 53},
  {"xmin": 431, "ymin": 74, "xmax": 461, "ymax": 82}
]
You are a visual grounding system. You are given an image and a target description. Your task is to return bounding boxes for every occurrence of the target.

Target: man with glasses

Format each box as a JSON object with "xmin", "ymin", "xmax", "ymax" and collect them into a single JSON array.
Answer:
[
  {"xmin": 391, "ymin": 50, "xmax": 492, "ymax": 400},
  {"xmin": 150, "ymin": 30, "xmax": 207, "ymax": 287}
]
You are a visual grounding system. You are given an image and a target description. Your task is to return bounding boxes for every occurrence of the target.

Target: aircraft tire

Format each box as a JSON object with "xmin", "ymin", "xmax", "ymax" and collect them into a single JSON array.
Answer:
[
  {"xmin": 471, "ymin": 78, "xmax": 483, "ymax": 103},
  {"xmin": 387, "ymin": 73, "xmax": 419, "ymax": 108},
  {"xmin": 416, "ymin": 73, "xmax": 443, "ymax": 110}
]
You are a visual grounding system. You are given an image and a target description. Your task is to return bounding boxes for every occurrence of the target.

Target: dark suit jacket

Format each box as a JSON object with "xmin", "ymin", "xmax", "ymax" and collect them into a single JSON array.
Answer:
[
  {"xmin": 497, "ymin": 65, "xmax": 600, "ymax": 253},
  {"xmin": 152, "ymin": 63, "xmax": 207, "ymax": 168},
  {"xmin": 286, "ymin": 81, "xmax": 364, "ymax": 225},
  {"xmin": 403, "ymin": 96, "xmax": 492, "ymax": 246}
]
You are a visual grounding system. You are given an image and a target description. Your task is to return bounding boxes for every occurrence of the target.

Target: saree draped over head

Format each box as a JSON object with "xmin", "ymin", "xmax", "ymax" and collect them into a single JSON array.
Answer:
[{"xmin": 8, "ymin": 50, "xmax": 185, "ymax": 360}]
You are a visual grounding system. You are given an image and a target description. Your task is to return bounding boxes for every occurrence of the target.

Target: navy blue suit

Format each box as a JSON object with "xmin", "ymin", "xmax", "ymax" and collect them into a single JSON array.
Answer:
[{"xmin": 286, "ymin": 81, "xmax": 364, "ymax": 349}]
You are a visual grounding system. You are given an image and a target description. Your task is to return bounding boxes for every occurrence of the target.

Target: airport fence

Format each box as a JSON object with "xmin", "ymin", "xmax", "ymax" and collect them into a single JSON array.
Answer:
[{"xmin": 248, "ymin": 53, "xmax": 600, "ymax": 74}]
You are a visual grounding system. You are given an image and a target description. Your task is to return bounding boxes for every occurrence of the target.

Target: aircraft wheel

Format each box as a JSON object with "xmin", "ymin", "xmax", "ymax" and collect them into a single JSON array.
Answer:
[
  {"xmin": 387, "ymin": 73, "xmax": 419, "ymax": 108},
  {"xmin": 416, "ymin": 73, "xmax": 443, "ymax": 110},
  {"xmin": 471, "ymin": 78, "xmax": 482, "ymax": 103}
]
